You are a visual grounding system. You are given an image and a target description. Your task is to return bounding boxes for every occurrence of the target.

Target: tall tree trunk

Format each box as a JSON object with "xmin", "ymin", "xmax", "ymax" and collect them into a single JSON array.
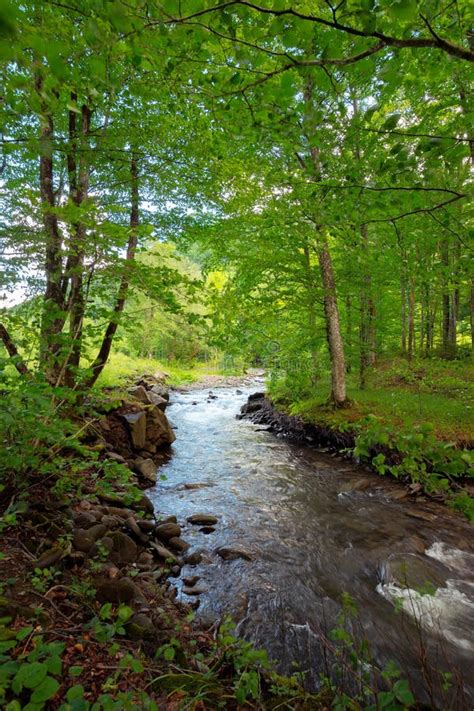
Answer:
[
  {"xmin": 470, "ymin": 280, "xmax": 474, "ymax": 352},
  {"xmin": 64, "ymin": 100, "xmax": 91, "ymax": 387},
  {"xmin": 407, "ymin": 280, "xmax": 415, "ymax": 361},
  {"xmin": 441, "ymin": 237, "xmax": 456, "ymax": 358},
  {"xmin": 317, "ymin": 231, "xmax": 347, "ymax": 406},
  {"xmin": 397, "ymin": 229, "xmax": 408, "ymax": 357},
  {"xmin": 303, "ymin": 78, "xmax": 347, "ymax": 406},
  {"xmin": 345, "ymin": 294, "xmax": 353, "ymax": 374},
  {"xmin": 303, "ymin": 243, "xmax": 319, "ymax": 385},
  {"xmin": 36, "ymin": 73, "xmax": 66, "ymax": 384},
  {"xmin": 81, "ymin": 153, "xmax": 139, "ymax": 389}
]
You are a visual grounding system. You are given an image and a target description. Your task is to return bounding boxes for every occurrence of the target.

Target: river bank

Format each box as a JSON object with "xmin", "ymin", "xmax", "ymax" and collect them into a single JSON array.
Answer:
[
  {"xmin": 240, "ymin": 391, "xmax": 473, "ymax": 522},
  {"xmin": 1, "ymin": 373, "xmax": 473, "ymax": 709},
  {"xmin": 0, "ymin": 373, "xmax": 325, "ymax": 709},
  {"xmin": 150, "ymin": 383, "xmax": 474, "ymax": 709}
]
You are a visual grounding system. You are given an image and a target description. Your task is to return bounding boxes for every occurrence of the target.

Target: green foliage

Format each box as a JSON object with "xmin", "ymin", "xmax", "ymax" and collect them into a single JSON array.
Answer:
[
  {"xmin": 353, "ymin": 416, "xmax": 473, "ymax": 519},
  {"xmin": 0, "ymin": 627, "xmax": 63, "ymax": 709}
]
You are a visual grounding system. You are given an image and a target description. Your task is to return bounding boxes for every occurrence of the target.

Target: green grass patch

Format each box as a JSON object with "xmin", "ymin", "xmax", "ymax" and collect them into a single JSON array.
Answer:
[
  {"xmin": 272, "ymin": 358, "xmax": 473, "ymax": 444},
  {"xmin": 95, "ymin": 351, "xmax": 244, "ymax": 390}
]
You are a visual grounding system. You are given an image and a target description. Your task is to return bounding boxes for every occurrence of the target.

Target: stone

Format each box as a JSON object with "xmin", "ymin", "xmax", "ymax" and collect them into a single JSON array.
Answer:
[
  {"xmin": 385, "ymin": 553, "xmax": 448, "ymax": 590},
  {"xmin": 131, "ymin": 495, "xmax": 154, "ymax": 515},
  {"xmin": 102, "ymin": 562, "xmax": 121, "ymax": 579},
  {"xmin": 109, "ymin": 531, "xmax": 138, "ymax": 564},
  {"xmin": 137, "ymin": 551, "xmax": 154, "ymax": 571},
  {"xmin": 122, "ymin": 411, "xmax": 147, "ymax": 449},
  {"xmin": 149, "ymin": 541, "xmax": 178, "ymax": 564},
  {"xmin": 183, "ymin": 549, "xmax": 203, "ymax": 566},
  {"xmin": 168, "ymin": 537, "xmax": 190, "ymax": 553},
  {"xmin": 187, "ymin": 514, "xmax": 219, "ymax": 526},
  {"xmin": 158, "ymin": 515, "xmax": 177, "ymax": 524},
  {"xmin": 183, "ymin": 483, "xmax": 213, "ymax": 490},
  {"xmin": 147, "ymin": 392, "xmax": 168, "ymax": 410},
  {"xmin": 155, "ymin": 522, "xmax": 181, "ymax": 541},
  {"xmin": 101, "ymin": 515, "xmax": 121, "ymax": 529},
  {"xmin": 216, "ymin": 546, "xmax": 253, "ymax": 562},
  {"xmin": 126, "ymin": 613, "xmax": 156, "ymax": 640},
  {"xmin": 183, "ymin": 586, "xmax": 207, "ymax": 596},
  {"xmin": 146, "ymin": 406, "xmax": 175, "ymax": 447},
  {"xmin": 136, "ymin": 519, "xmax": 156, "ymax": 534},
  {"xmin": 406, "ymin": 509, "xmax": 437, "ymax": 522},
  {"xmin": 107, "ymin": 452, "xmax": 127, "ymax": 464},
  {"xmin": 103, "ymin": 506, "xmax": 132, "ymax": 520},
  {"xmin": 73, "ymin": 524, "xmax": 107, "ymax": 553},
  {"xmin": 72, "ymin": 511, "xmax": 97, "ymax": 528},
  {"xmin": 200, "ymin": 526, "xmax": 215, "ymax": 535},
  {"xmin": 150, "ymin": 384, "xmax": 170, "ymax": 401},
  {"xmin": 388, "ymin": 489, "xmax": 410, "ymax": 501},
  {"xmin": 96, "ymin": 578, "xmax": 141, "ymax": 604},
  {"xmin": 125, "ymin": 516, "xmax": 149, "ymax": 543},
  {"xmin": 183, "ymin": 575, "xmax": 200, "ymax": 587},
  {"xmin": 129, "ymin": 385, "xmax": 150, "ymax": 404},
  {"xmin": 35, "ymin": 546, "xmax": 65, "ymax": 569},
  {"xmin": 134, "ymin": 458, "xmax": 157, "ymax": 483}
]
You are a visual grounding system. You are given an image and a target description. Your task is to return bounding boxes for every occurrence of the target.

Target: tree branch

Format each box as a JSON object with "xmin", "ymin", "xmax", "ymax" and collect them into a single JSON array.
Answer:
[
  {"xmin": 0, "ymin": 323, "xmax": 30, "ymax": 376},
  {"xmin": 165, "ymin": 0, "xmax": 474, "ymax": 62}
]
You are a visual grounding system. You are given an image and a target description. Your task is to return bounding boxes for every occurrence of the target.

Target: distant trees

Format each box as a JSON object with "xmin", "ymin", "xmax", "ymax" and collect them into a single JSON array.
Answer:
[{"xmin": 0, "ymin": 1, "xmax": 472, "ymax": 401}]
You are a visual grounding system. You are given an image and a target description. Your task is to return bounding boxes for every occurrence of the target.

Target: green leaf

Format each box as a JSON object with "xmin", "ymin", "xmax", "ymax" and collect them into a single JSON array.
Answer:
[
  {"xmin": 382, "ymin": 113, "xmax": 401, "ymax": 130},
  {"xmin": 15, "ymin": 661, "xmax": 48, "ymax": 690},
  {"xmin": 69, "ymin": 665, "xmax": 84, "ymax": 677},
  {"xmin": 67, "ymin": 684, "xmax": 85, "ymax": 701},
  {"xmin": 117, "ymin": 605, "xmax": 133, "ymax": 622},
  {"xmin": 388, "ymin": 0, "xmax": 418, "ymax": 21},
  {"xmin": 393, "ymin": 678, "xmax": 415, "ymax": 705},
  {"xmin": 30, "ymin": 675, "xmax": 60, "ymax": 703}
]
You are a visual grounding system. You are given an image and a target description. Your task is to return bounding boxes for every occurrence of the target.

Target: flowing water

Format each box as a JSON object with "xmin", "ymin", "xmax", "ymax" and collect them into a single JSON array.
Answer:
[{"xmin": 149, "ymin": 382, "xmax": 474, "ymax": 704}]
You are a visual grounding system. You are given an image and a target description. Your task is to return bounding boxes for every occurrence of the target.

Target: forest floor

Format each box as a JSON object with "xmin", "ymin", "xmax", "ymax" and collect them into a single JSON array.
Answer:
[{"xmin": 270, "ymin": 357, "xmax": 474, "ymax": 446}]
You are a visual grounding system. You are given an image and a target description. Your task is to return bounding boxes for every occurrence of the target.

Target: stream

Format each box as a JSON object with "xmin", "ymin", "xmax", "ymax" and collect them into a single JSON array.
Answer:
[{"xmin": 149, "ymin": 382, "xmax": 474, "ymax": 704}]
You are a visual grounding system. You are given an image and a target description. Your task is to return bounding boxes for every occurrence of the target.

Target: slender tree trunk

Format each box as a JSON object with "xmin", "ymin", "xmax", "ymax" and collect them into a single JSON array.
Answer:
[
  {"xmin": 345, "ymin": 294, "xmax": 353, "ymax": 374},
  {"xmin": 470, "ymin": 280, "xmax": 474, "ymax": 352},
  {"xmin": 407, "ymin": 280, "xmax": 415, "ymax": 361},
  {"xmin": 397, "ymin": 230, "xmax": 408, "ymax": 357},
  {"xmin": 441, "ymin": 237, "xmax": 456, "ymax": 358},
  {"xmin": 317, "ymin": 231, "xmax": 347, "ymax": 406},
  {"xmin": 81, "ymin": 153, "xmax": 139, "ymax": 389},
  {"xmin": 64, "ymin": 101, "xmax": 91, "ymax": 386},
  {"xmin": 303, "ymin": 78, "xmax": 347, "ymax": 406},
  {"xmin": 303, "ymin": 243, "xmax": 319, "ymax": 385},
  {"xmin": 36, "ymin": 73, "xmax": 66, "ymax": 384}
]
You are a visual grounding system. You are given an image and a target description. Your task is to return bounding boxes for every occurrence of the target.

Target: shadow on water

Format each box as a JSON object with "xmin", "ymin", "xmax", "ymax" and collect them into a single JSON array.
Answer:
[{"xmin": 149, "ymin": 382, "xmax": 474, "ymax": 706}]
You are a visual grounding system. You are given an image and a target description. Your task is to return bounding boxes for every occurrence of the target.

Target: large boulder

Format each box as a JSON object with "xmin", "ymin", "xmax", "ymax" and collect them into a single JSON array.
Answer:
[
  {"xmin": 108, "ymin": 531, "xmax": 138, "ymax": 564},
  {"xmin": 150, "ymin": 383, "xmax": 170, "ymax": 402},
  {"xmin": 155, "ymin": 522, "xmax": 181, "ymax": 541},
  {"xmin": 125, "ymin": 613, "xmax": 156, "ymax": 640},
  {"xmin": 122, "ymin": 411, "xmax": 147, "ymax": 449},
  {"xmin": 146, "ymin": 392, "xmax": 168, "ymax": 410},
  {"xmin": 73, "ymin": 524, "xmax": 107, "ymax": 553},
  {"xmin": 134, "ymin": 458, "xmax": 157, "ymax": 484},
  {"xmin": 96, "ymin": 578, "xmax": 141, "ymax": 604},
  {"xmin": 146, "ymin": 407, "xmax": 175, "ymax": 448},
  {"xmin": 128, "ymin": 385, "xmax": 150, "ymax": 404}
]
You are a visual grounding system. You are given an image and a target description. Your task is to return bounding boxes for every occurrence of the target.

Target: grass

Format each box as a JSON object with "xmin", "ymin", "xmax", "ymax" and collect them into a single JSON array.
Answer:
[
  {"xmin": 95, "ymin": 351, "xmax": 244, "ymax": 389},
  {"xmin": 271, "ymin": 357, "xmax": 474, "ymax": 445}
]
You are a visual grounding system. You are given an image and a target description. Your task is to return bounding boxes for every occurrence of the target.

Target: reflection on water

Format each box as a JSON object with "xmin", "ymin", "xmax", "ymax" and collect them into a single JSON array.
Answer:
[{"xmin": 149, "ymin": 383, "xmax": 474, "ymax": 701}]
